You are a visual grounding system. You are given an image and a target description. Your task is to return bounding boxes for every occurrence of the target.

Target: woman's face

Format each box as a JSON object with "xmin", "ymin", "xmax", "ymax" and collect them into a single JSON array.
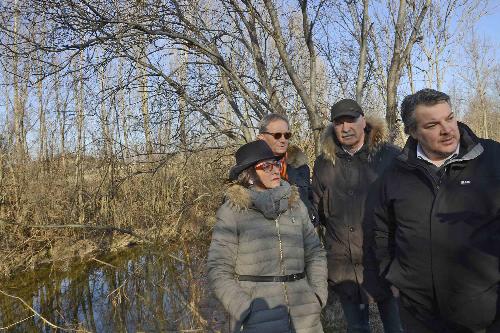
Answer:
[{"xmin": 254, "ymin": 159, "xmax": 281, "ymax": 190}]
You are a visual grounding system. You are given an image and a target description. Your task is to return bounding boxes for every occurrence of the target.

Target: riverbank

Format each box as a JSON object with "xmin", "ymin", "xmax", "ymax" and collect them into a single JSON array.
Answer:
[
  {"xmin": 0, "ymin": 150, "xmax": 233, "ymax": 278},
  {"xmin": 0, "ymin": 242, "xmax": 228, "ymax": 332}
]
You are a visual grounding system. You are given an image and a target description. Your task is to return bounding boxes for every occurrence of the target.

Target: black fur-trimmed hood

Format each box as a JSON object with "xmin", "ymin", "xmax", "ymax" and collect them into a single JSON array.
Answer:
[{"xmin": 319, "ymin": 117, "xmax": 388, "ymax": 165}]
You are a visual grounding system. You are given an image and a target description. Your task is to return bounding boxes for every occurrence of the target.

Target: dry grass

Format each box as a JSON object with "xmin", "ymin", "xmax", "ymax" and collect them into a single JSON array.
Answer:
[{"xmin": 0, "ymin": 149, "xmax": 234, "ymax": 277}]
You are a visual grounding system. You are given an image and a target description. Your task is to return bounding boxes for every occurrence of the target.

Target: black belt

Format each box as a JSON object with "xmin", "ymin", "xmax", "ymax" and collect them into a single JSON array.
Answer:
[{"xmin": 236, "ymin": 272, "xmax": 305, "ymax": 282}]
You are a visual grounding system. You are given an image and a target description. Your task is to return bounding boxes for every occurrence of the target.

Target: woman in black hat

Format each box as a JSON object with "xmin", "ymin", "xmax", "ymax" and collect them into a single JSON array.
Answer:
[{"xmin": 207, "ymin": 140, "xmax": 328, "ymax": 333}]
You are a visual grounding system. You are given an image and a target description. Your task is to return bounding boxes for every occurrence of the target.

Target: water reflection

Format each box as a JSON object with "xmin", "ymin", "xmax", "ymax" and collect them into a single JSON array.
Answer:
[{"xmin": 0, "ymin": 244, "xmax": 227, "ymax": 332}]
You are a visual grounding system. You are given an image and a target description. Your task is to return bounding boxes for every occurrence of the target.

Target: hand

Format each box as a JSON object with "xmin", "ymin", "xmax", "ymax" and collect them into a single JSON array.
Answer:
[{"xmin": 390, "ymin": 285, "xmax": 400, "ymax": 298}]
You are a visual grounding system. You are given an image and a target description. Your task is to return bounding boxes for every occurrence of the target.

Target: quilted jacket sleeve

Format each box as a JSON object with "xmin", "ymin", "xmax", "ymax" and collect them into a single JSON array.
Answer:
[
  {"xmin": 301, "ymin": 203, "xmax": 328, "ymax": 307},
  {"xmin": 207, "ymin": 204, "xmax": 252, "ymax": 322}
]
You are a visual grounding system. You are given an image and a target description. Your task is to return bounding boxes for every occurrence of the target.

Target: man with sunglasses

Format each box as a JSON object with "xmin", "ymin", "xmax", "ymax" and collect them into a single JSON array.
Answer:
[
  {"xmin": 312, "ymin": 99, "xmax": 403, "ymax": 332},
  {"xmin": 257, "ymin": 113, "xmax": 318, "ymax": 226}
]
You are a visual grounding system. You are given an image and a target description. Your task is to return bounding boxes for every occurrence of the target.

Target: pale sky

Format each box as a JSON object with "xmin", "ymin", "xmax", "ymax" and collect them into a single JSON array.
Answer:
[{"xmin": 476, "ymin": 2, "xmax": 500, "ymax": 44}]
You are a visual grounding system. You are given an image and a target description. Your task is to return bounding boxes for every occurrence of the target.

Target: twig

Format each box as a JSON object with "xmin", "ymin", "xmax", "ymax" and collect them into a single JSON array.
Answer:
[
  {"xmin": 91, "ymin": 257, "xmax": 117, "ymax": 269},
  {"xmin": 0, "ymin": 314, "xmax": 35, "ymax": 330},
  {"xmin": 0, "ymin": 289, "xmax": 63, "ymax": 330},
  {"xmin": 167, "ymin": 253, "xmax": 186, "ymax": 263}
]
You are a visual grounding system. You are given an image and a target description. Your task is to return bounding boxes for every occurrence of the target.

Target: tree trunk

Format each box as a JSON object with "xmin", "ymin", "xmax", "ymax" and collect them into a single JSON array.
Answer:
[
  {"xmin": 74, "ymin": 52, "xmax": 85, "ymax": 225},
  {"xmin": 37, "ymin": 70, "xmax": 47, "ymax": 164},
  {"xmin": 356, "ymin": 0, "xmax": 370, "ymax": 103},
  {"xmin": 12, "ymin": 0, "xmax": 26, "ymax": 162},
  {"xmin": 37, "ymin": 12, "xmax": 48, "ymax": 167},
  {"xmin": 386, "ymin": 0, "xmax": 430, "ymax": 143},
  {"xmin": 179, "ymin": 49, "xmax": 188, "ymax": 150},
  {"xmin": 54, "ymin": 61, "xmax": 66, "ymax": 170},
  {"xmin": 99, "ymin": 66, "xmax": 113, "ymax": 159},
  {"xmin": 139, "ymin": 61, "xmax": 153, "ymax": 158},
  {"xmin": 117, "ymin": 59, "xmax": 130, "ymax": 161}
]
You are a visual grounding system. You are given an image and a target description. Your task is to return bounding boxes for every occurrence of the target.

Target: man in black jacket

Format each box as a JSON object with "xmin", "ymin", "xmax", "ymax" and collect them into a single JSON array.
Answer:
[
  {"xmin": 366, "ymin": 88, "xmax": 500, "ymax": 332},
  {"xmin": 257, "ymin": 113, "xmax": 318, "ymax": 225},
  {"xmin": 312, "ymin": 99, "xmax": 402, "ymax": 332}
]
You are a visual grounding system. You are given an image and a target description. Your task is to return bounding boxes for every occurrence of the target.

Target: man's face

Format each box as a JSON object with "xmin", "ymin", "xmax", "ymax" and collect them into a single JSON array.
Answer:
[
  {"xmin": 410, "ymin": 101, "xmax": 460, "ymax": 161},
  {"xmin": 258, "ymin": 120, "xmax": 290, "ymax": 156},
  {"xmin": 333, "ymin": 115, "xmax": 366, "ymax": 148}
]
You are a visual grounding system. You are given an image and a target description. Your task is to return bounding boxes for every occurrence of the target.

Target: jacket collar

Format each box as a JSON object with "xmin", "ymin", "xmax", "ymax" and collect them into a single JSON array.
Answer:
[
  {"xmin": 224, "ymin": 183, "xmax": 300, "ymax": 211},
  {"xmin": 286, "ymin": 144, "xmax": 308, "ymax": 168},
  {"xmin": 319, "ymin": 117, "xmax": 388, "ymax": 165}
]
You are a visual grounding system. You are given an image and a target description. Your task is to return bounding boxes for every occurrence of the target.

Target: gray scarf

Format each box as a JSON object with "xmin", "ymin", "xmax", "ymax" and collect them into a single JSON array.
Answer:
[{"xmin": 249, "ymin": 181, "xmax": 291, "ymax": 220}]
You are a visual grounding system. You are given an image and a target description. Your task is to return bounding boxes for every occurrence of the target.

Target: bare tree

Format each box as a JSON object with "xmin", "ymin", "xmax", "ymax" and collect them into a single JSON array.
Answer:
[
  {"xmin": 418, "ymin": 0, "xmax": 487, "ymax": 90},
  {"xmin": 461, "ymin": 33, "xmax": 497, "ymax": 140},
  {"xmin": 263, "ymin": 0, "xmax": 325, "ymax": 151},
  {"xmin": 386, "ymin": 0, "xmax": 431, "ymax": 142}
]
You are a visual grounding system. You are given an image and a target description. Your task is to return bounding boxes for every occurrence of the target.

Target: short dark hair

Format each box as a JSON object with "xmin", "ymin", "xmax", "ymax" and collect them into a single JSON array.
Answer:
[
  {"xmin": 258, "ymin": 113, "xmax": 290, "ymax": 133},
  {"xmin": 400, "ymin": 89, "xmax": 451, "ymax": 134}
]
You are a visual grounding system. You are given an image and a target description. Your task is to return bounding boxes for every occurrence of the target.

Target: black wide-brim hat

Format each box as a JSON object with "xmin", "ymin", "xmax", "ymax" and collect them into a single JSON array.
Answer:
[{"xmin": 229, "ymin": 140, "xmax": 278, "ymax": 181}]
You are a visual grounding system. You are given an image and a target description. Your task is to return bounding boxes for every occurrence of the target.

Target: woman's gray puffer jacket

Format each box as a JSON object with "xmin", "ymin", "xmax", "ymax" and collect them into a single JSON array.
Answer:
[{"xmin": 207, "ymin": 182, "xmax": 328, "ymax": 333}]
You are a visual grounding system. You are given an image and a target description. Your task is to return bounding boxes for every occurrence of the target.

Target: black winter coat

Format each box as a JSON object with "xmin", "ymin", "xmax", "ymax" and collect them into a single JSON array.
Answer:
[
  {"xmin": 367, "ymin": 123, "xmax": 500, "ymax": 331},
  {"xmin": 312, "ymin": 118, "xmax": 399, "ymax": 303},
  {"xmin": 286, "ymin": 145, "xmax": 318, "ymax": 226}
]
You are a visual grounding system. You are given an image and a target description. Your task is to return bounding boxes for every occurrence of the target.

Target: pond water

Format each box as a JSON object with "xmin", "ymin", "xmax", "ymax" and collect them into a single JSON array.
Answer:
[{"xmin": 0, "ymin": 243, "xmax": 228, "ymax": 332}]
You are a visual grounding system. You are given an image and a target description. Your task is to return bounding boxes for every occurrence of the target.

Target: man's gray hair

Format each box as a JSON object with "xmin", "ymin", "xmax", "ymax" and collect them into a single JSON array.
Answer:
[
  {"xmin": 400, "ymin": 89, "xmax": 451, "ymax": 134},
  {"xmin": 258, "ymin": 113, "xmax": 290, "ymax": 133}
]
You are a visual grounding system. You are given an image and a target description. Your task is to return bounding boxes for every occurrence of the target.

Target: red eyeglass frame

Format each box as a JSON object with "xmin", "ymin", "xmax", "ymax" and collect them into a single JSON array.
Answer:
[{"xmin": 255, "ymin": 160, "xmax": 282, "ymax": 172}]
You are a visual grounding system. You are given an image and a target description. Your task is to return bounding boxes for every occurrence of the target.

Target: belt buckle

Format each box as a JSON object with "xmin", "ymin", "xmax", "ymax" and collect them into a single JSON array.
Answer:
[{"xmin": 291, "ymin": 273, "xmax": 297, "ymax": 281}]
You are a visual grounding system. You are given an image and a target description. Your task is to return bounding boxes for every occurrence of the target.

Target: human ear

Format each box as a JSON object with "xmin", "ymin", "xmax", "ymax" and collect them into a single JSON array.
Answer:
[
  {"xmin": 409, "ymin": 128, "xmax": 418, "ymax": 140},
  {"xmin": 361, "ymin": 116, "xmax": 366, "ymax": 129}
]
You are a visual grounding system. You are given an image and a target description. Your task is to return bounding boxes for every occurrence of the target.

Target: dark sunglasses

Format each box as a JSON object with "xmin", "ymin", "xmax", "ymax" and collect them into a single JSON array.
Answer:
[
  {"xmin": 255, "ymin": 160, "xmax": 282, "ymax": 173},
  {"xmin": 262, "ymin": 131, "xmax": 292, "ymax": 140}
]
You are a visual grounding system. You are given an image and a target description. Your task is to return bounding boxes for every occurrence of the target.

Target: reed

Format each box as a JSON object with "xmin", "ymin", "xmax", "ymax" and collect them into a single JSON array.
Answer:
[{"xmin": 0, "ymin": 149, "xmax": 234, "ymax": 277}]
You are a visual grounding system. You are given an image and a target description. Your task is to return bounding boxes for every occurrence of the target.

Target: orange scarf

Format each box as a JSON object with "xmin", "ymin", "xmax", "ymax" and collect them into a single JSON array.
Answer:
[{"xmin": 279, "ymin": 153, "xmax": 288, "ymax": 181}]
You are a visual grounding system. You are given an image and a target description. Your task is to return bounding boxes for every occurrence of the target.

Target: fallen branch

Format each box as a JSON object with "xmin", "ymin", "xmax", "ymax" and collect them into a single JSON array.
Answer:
[
  {"xmin": 0, "ymin": 289, "xmax": 90, "ymax": 332},
  {"xmin": 0, "ymin": 314, "xmax": 35, "ymax": 330},
  {"xmin": 1, "ymin": 220, "xmax": 150, "ymax": 243}
]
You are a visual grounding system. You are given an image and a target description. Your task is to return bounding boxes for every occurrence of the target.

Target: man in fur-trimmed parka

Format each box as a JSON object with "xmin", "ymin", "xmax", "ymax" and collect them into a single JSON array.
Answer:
[{"xmin": 311, "ymin": 99, "xmax": 402, "ymax": 332}]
